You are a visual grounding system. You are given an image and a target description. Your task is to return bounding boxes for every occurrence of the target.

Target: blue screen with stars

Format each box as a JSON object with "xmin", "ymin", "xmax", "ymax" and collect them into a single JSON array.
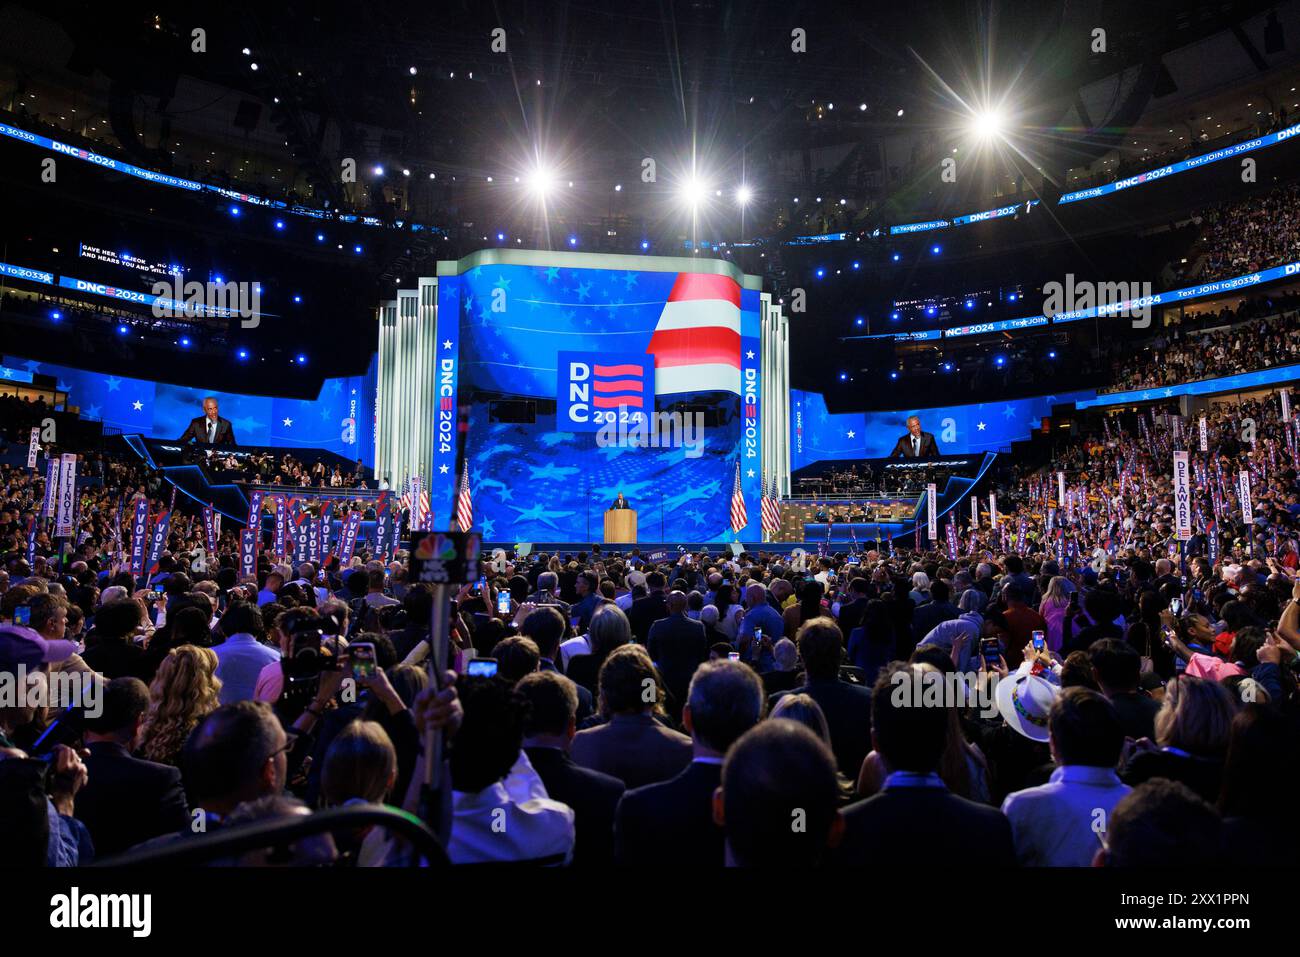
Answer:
[
  {"xmin": 5, "ymin": 354, "xmax": 377, "ymax": 463},
  {"xmin": 790, "ymin": 387, "xmax": 1097, "ymax": 471}
]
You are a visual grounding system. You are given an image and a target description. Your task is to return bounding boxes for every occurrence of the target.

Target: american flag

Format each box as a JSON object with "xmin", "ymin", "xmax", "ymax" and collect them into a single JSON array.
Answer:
[
  {"xmin": 760, "ymin": 474, "xmax": 782, "ymax": 541},
  {"xmin": 729, "ymin": 461, "xmax": 747, "ymax": 534},
  {"xmin": 397, "ymin": 474, "xmax": 411, "ymax": 513},
  {"xmin": 455, "ymin": 461, "xmax": 474, "ymax": 532}
]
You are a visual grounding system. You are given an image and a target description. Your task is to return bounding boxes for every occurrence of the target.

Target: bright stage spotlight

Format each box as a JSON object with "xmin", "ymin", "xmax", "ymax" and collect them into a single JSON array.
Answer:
[
  {"xmin": 967, "ymin": 107, "xmax": 1007, "ymax": 141},
  {"xmin": 735, "ymin": 184, "xmax": 753, "ymax": 206},
  {"xmin": 524, "ymin": 164, "xmax": 556, "ymax": 198},
  {"xmin": 679, "ymin": 178, "xmax": 708, "ymax": 209}
]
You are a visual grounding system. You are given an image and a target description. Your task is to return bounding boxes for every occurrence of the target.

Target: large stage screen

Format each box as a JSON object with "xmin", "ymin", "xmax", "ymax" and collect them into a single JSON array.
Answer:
[
  {"xmin": 436, "ymin": 258, "xmax": 765, "ymax": 542},
  {"xmin": 4, "ymin": 354, "xmax": 377, "ymax": 463},
  {"xmin": 790, "ymin": 387, "xmax": 1096, "ymax": 470}
]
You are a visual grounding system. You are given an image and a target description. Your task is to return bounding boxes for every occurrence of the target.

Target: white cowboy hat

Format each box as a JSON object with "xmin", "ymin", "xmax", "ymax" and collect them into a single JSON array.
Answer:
[{"xmin": 995, "ymin": 666, "xmax": 1060, "ymax": 743}]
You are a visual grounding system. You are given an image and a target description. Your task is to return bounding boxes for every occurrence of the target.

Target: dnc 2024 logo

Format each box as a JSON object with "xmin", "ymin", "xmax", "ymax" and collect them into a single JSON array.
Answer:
[{"xmin": 557, "ymin": 351, "xmax": 652, "ymax": 433}]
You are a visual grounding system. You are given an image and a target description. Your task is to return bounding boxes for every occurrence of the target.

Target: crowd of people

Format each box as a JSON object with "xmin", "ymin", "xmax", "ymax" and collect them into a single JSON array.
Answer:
[
  {"xmin": 0, "ymin": 378, "xmax": 1296, "ymax": 868},
  {"xmin": 1193, "ymin": 182, "xmax": 1300, "ymax": 282},
  {"xmin": 1102, "ymin": 311, "xmax": 1300, "ymax": 393},
  {"xmin": 205, "ymin": 449, "xmax": 371, "ymax": 490}
]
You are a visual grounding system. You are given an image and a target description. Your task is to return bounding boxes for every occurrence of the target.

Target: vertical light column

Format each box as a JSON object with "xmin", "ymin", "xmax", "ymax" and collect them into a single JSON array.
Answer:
[{"xmin": 416, "ymin": 278, "xmax": 439, "ymax": 482}]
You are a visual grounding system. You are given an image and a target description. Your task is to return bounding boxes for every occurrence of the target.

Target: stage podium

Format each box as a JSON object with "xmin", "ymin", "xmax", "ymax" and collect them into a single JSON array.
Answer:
[{"xmin": 603, "ymin": 508, "xmax": 637, "ymax": 543}]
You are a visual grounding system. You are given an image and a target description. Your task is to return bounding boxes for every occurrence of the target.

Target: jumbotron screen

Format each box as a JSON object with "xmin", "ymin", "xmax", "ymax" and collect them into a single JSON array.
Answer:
[{"xmin": 438, "ymin": 261, "xmax": 764, "ymax": 542}]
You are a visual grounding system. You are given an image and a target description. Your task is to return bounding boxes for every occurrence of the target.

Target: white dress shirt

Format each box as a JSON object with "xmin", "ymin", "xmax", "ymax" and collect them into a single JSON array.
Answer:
[
  {"xmin": 447, "ymin": 780, "xmax": 575, "ymax": 865},
  {"xmin": 1000, "ymin": 764, "xmax": 1131, "ymax": 867}
]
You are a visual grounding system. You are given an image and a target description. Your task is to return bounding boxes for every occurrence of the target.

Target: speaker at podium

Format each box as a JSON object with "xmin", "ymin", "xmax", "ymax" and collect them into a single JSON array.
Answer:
[{"xmin": 604, "ymin": 508, "xmax": 637, "ymax": 543}]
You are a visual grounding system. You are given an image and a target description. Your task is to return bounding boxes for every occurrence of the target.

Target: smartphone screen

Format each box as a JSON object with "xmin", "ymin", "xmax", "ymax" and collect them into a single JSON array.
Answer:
[
  {"xmin": 467, "ymin": 658, "xmax": 498, "ymax": 678},
  {"xmin": 1170, "ymin": 597, "xmax": 1182, "ymax": 616},
  {"xmin": 13, "ymin": 606, "xmax": 31, "ymax": 626},
  {"xmin": 727, "ymin": 652, "xmax": 740, "ymax": 661},
  {"xmin": 1031, "ymin": 630, "xmax": 1045, "ymax": 651},
  {"xmin": 350, "ymin": 642, "xmax": 377, "ymax": 680},
  {"xmin": 980, "ymin": 638, "xmax": 1000, "ymax": 666},
  {"xmin": 496, "ymin": 592, "xmax": 511, "ymax": 615}
]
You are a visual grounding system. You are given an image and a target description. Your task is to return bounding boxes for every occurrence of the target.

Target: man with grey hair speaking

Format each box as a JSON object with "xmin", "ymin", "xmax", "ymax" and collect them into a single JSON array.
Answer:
[
  {"xmin": 178, "ymin": 396, "xmax": 237, "ymax": 445},
  {"xmin": 889, "ymin": 415, "xmax": 938, "ymax": 458}
]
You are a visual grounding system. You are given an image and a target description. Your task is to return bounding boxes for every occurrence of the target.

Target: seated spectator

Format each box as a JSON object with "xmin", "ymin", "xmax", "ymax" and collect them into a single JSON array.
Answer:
[
  {"xmin": 615, "ymin": 659, "xmax": 763, "ymax": 867},
  {"xmin": 1089, "ymin": 638, "xmax": 1160, "ymax": 740},
  {"xmin": 769, "ymin": 617, "xmax": 872, "ymax": 777},
  {"xmin": 1096, "ymin": 779, "xmax": 1224, "ymax": 867},
  {"xmin": 835, "ymin": 662, "xmax": 1015, "ymax": 866},
  {"xmin": 81, "ymin": 599, "xmax": 151, "ymax": 681},
  {"xmin": 570, "ymin": 644, "xmax": 692, "ymax": 788},
  {"xmin": 182, "ymin": 700, "xmax": 289, "ymax": 827},
  {"xmin": 715, "ymin": 720, "xmax": 844, "ymax": 866},
  {"xmin": 139, "ymin": 645, "xmax": 223, "ymax": 767},
  {"xmin": 74, "ymin": 677, "xmax": 190, "ymax": 857},
  {"xmin": 517, "ymin": 670, "xmax": 624, "ymax": 866},
  {"xmin": 213, "ymin": 602, "xmax": 278, "ymax": 705},
  {"xmin": 446, "ymin": 675, "xmax": 574, "ymax": 864},
  {"xmin": 1120, "ymin": 675, "xmax": 1235, "ymax": 803},
  {"xmin": 1001, "ymin": 687, "xmax": 1131, "ymax": 866}
]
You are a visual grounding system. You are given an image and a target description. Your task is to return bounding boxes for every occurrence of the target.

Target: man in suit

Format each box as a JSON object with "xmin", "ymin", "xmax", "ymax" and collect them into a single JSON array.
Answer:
[
  {"xmin": 522, "ymin": 606, "xmax": 594, "ymax": 722},
  {"xmin": 571, "ymin": 644, "xmax": 692, "ymax": 789},
  {"xmin": 517, "ymin": 671, "xmax": 624, "ymax": 865},
  {"xmin": 178, "ymin": 396, "xmax": 237, "ymax": 445},
  {"xmin": 646, "ymin": 590, "xmax": 708, "ymax": 714},
  {"xmin": 610, "ymin": 492, "xmax": 631, "ymax": 510},
  {"xmin": 889, "ymin": 415, "xmax": 939, "ymax": 459},
  {"xmin": 615, "ymin": 659, "xmax": 763, "ymax": 867},
  {"xmin": 626, "ymin": 571, "xmax": 669, "ymax": 645},
  {"xmin": 769, "ymin": 618, "xmax": 873, "ymax": 777},
  {"xmin": 833, "ymin": 662, "xmax": 1016, "ymax": 866},
  {"xmin": 73, "ymin": 677, "xmax": 190, "ymax": 857}
]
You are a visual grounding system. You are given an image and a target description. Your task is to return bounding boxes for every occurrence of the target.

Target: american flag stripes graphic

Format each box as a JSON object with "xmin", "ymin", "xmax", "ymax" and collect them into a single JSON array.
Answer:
[{"xmin": 646, "ymin": 273, "xmax": 743, "ymax": 395}]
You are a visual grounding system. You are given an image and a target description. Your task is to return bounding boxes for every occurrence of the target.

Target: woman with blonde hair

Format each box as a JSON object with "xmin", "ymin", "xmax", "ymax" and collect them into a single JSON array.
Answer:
[
  {"xmin": 138, "ymin": 645, "xmax": 222, "ymax": 767},
  {"xmin": 1038, "ymin": 576, "xmax": 1072, "ymax": 653},
  {"xmin": 1120, "ymin": 675, "xmax": 1236, "ymax": 803},
  {"xmin": 565, "ymin": 602, "xmax": 632, "ymax": 694}
]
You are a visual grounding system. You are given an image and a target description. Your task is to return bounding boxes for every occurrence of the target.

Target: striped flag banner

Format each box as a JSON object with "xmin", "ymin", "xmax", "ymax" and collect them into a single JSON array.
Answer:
[
  {"xmin": 646, "ymin": 272, "xmax": 743, "ymax": 396},
  {"xmin": 729, "ymin": 462, "xmax": 747, "ymax": 534},
  {"xmin": 454, "ymin": 464, "xmax": 473, "ymax": 532},
  {"xmin": 760, "ymin": 474, "xmax": 782, "ymax": 541}
]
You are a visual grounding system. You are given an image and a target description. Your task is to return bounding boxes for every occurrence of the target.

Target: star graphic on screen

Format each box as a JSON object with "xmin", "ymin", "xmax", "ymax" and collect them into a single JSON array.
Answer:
[
  {"xmin": 102, "ymin": 376, "xmax": 121, "ymax": 392},
  {"xmin": 746, "ymin": 469, "xmax": 755, "ymax": 478},
  {"xmin": 576, "ymin": 282, "xmax": 592, "ymax": 301},
  {"xmin": 494, "ymin": 275, "xmax": 512, "ymax": 291},
  {"xmin": 622, "ymin": 271, "xmax": 639, "ymax": 289},
  {"xmin": 442, "ymin": 339, "xmax": 452, "ymax": 350},
  {"xmin": 846, "ymin": 430, "xmax": 855, "ymax": 438},
  {"xmin": 542, "ymin": 266, "xmax": 560, "ymax": 283},
  {"xmin": 23, "ymin": 360, "xmax": 40, "ymax": 372},
  {"xmin": 132, "ymin": 400, "xmax": 143, "ymax": 411},
  {"xmin": 283, "ymin": 418, "xmax": 293, "ymax": 427},
  {"xmin": 319, "ymin": 407, "xmax": 331, "ymax": 421},
  {"xmin": 439, "ymin": 464, "xmax": 449, "ymax": 474},
  {"xmin": 85, "ymin": 404, "xmax": 101, "ymax": 419},
  {"xmin": 0, "ymin": 369, "xmax": 12, "ymax": 379},
  {"xmin": 1002, "ymin": 405, "xmax": 1016, "ymax": 419},
  {"xmin": 746, "ymin": 351, "xmax": 755, "ymax": 360}
]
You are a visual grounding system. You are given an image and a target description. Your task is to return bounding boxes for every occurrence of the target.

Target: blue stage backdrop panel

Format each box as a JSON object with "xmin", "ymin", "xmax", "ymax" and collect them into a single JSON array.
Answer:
[
  {"xmin": 5, "ymin": 354, "xmax": 378, "ymax": 465},
  {"xmin": 791, "ymin": 387, "xmax": 1096, "ymax": 471},
  {"xmin": 454, "ymin": 262, "xmax": 758, "ymax": 542}
]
